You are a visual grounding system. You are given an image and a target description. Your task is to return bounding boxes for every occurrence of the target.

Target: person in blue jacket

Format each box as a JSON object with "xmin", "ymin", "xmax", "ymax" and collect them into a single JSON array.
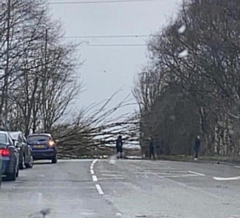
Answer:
[{"xmin": 194, "ymin": 135, "xmax": 201, "ymax": 160}]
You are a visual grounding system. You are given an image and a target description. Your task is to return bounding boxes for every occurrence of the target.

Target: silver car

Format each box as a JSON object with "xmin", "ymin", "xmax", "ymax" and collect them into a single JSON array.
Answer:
[{"xmin": 8, "ymin": 131, "xmax": 33, "ymax": 169}]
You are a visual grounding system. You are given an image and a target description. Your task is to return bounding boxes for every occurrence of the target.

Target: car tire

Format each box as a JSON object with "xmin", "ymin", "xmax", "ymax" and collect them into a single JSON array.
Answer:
[
  {"xmin": 52, "ymin": 155, "xmax": 57, "ymax": 164},
  {"xmin": 25, "ymin": 163, "xmax": 33, "ymax": 168},
  {"xmin": 25, "ymin": 156, "xmax": 33, "ymax": 168}
]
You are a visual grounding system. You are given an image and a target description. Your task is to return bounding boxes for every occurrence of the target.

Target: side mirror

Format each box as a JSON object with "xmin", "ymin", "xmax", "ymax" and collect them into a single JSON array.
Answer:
[{"xmin": 12, "ymin": 139, "xmax": 16, "ymax": 146}]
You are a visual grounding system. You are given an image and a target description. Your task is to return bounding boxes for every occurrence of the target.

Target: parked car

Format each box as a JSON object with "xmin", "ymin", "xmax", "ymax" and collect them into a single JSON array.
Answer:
[
  {"xmin": 26, "ymin": 133, "xmax": 58, "ymax": 164},
  {"xmin": 0, "ymin": 131, "xmax": 19, "ymax": 181},
  {"xmin": 8, "ymin": 131, "xmax": 33, "ymax": 169}
]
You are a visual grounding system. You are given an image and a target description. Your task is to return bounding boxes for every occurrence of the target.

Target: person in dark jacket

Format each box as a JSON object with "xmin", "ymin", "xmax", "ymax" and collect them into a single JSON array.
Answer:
[
  {"xmin": 116, "ymin": 135, "xmax": 123, "ymax": 158},
  {"xmin": 149, "ymin": 137, "xmax": 155, "ymax": 160},
  {"xmin": 194, "ymin": 135, "xmax": 201, "ymax": 160}
]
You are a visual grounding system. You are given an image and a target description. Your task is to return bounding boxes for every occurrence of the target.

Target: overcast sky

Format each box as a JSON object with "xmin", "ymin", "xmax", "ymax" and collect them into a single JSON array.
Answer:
[{"xmin": 48, "ymin": 0, "xmax": 182, "ymax": 117}]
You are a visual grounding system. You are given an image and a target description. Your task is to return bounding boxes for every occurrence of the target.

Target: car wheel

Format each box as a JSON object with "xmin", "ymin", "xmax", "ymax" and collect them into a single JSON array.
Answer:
[
  {"xmin": 52, "ymin": 155, "xmax": 57, "ymax": 164},
  {"xmin": 25, "ymin": 157, "xmax": 33, "ymax": 169}
]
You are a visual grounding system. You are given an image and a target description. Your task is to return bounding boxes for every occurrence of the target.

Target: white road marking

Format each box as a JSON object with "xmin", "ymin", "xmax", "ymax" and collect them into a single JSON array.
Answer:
[
  {"xmin": 95, "ymin": 184, "xmax": 104, "ymax": 195},
  {"xmin": 234, "ymin": 166, "xmax": 240, "ymax": 169},
  {"xmin": 213, "ymin": 176, "xmax": 240, "ymax": 181},
  {"xmin": 90, "ymin": 169, "xmax": 94, "ymax": 175},
  {"xmin": 188, "ymin": 171, "xmax": 206, "ymax": 176},
  {"xmin": 92, "ymin": 159, "xmax": 98, "ymax": 165},
  {"xmin": 92, "ymin": 175, "xmax": 98, "ymax": 182}
]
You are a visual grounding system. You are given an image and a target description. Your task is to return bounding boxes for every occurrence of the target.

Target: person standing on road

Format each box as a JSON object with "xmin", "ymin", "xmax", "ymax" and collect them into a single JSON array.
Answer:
[
  {"xmin": 116, "ymin": 135, "xmax": 123, "ymax": 159},
  {"xmin": 194, "ymin": 135, "xmax": 201, "ymax": 161},
  {"xmin": 149, "ymin": 137, "xmax": 155, "ymax": 160}
]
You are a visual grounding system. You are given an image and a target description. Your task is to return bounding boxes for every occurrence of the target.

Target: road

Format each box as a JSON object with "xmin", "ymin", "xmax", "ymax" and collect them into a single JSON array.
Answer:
[{"xmin": 1, "ymin": 159, "xmax": 240, "ymax": 218}]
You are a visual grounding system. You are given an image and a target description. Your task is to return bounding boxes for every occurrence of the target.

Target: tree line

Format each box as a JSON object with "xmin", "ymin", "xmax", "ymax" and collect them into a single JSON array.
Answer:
[
  {"xmin": 133, "ymin": 0, "xmax": 240, "ymax": 157},
  {"xmin": 0, "ymin": 0, "xmax": 82, "ymax": 140}
]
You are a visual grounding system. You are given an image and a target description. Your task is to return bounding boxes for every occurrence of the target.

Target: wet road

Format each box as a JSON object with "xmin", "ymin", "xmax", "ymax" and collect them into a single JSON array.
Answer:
[{"xmin": 1, "ymin": 159, "xmax": 240, "ymax": 218}]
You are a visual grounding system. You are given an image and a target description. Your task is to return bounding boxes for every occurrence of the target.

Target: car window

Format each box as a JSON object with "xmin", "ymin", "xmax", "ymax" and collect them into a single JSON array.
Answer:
[
  {"xmin": 7, "ymin": 135, "xmax": 13, "ymax": 145},
  {"xmin": 0, "ymin": 133, "xmax": 7, "ymax": 147},
  {"xmin": 8, "ymin": 132, "xmax": 19, "ymax": 141},
  {"xmin": 22, "ymin": 135, "xmax": 27, "ymax": 143},
  {"xmin": 18, "ymin": 134, "xmax": 23, "ymax": 143},
  {"xmin": 27, "ymin": 135, "xmax": 50, "ymax": 142}
]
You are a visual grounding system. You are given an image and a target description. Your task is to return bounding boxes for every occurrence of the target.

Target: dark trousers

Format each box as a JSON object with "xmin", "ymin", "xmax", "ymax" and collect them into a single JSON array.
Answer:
[
  {"xmin": 195, "ymin": 150, "xmax": 199, "ymax": 158},
  {"xmin": 149, "ymin": 148, "xmax": 155, "ymax": 160},
  {"xmin": 116, "ymin": 146, "xmax": 123, "ymax": 158}
]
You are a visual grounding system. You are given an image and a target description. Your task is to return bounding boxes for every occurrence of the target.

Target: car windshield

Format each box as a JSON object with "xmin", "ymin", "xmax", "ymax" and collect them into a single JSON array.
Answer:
[{"xmin": 27, "ymin": 135, "xmax": 50, "ymax": 142}]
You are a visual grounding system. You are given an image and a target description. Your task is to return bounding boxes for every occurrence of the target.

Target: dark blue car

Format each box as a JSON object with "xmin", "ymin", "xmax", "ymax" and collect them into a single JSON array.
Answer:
[
  {"xmin": 26, "ymin": 133, "xmax": 57, "ymax": 164},
  {"xmin": 0, "ymin": 131, "xmax": 19, "ymax": 181}
]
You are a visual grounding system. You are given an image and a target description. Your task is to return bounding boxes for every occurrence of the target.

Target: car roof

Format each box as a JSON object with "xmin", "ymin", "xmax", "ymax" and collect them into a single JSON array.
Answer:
[
  {"xmin": 27, "ymin": 133, "xmax": 52, "ymax": 137},
  {"xmin": 0, "ymin": 131, "xmax": 10, "ymax": 135},
  {"xmin": 8, "ymin": 131, "xmax": 22, "ymax": 134}
]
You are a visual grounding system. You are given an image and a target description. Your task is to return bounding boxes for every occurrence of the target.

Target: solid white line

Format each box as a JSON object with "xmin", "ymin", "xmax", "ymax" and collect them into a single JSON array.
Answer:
[
  {"xmin": 95, "ymin": 184, "xmax": 104, "ymax": 195},
  {"xmin": 188, "ymin": 171, "xmax": 206, "ymax": 176},
  {"xmin": 90, "ymin": 165, "xmax": 93, "ymax": 170},
  {"xmin": 92, "ymin": 175, "xmax": 98, "ymax": 182},
  {"xmin": 90, "ymin": 169, "xmax": 94, "ymax": 175},
  {"xmin": 213, "ymin": 176, "xmax": 240, "ymax": 181}
]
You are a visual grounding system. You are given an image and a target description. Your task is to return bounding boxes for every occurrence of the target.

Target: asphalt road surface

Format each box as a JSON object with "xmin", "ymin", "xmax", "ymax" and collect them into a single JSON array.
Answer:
[{"xmin": 1, "ymin": 159, "xmax": 240, "ymax": 218}]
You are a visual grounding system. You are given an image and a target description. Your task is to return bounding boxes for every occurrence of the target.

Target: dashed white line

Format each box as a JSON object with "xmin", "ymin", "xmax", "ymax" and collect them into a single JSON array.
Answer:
[
  {"xmin": 95, "ymin": 184, "xmax": 104, "ymax": 195},
  {"xmin": 90, "ymin": 159, "xmax": 104, "ymax": 195},
  {"xmin": 234, "ymin": 166, "xmax": 240, "ymax": 169},
  {"xmin": 92, "ymin": 175, "xmax": 98, "ymax": 182},
  {"xmin": 188, "ymin": 171, "xmax": 206, "ymax": 176}
]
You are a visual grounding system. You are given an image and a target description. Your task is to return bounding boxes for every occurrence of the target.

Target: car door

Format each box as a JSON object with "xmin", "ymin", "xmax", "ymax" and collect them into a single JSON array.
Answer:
[
  {"xmin": 22, "ymin": 134, "xmax": 31, "ymax": 163},
  {"xmin": 18, "ymin": 133, "xmax": 25, "ymax": 153},
  {"xmin": 7, "ymin": 135, "xmax": 19, "ymax": 171}
]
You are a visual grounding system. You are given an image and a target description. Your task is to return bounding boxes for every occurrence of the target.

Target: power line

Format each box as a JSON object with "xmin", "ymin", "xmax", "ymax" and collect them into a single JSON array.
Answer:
[
  {"xmin": 64, "ymin": 34, "xmax": 151, "ymax": 39},
  {"xmin": 49, "ymin": 0, "xmax": 161, "ymax": 5}
]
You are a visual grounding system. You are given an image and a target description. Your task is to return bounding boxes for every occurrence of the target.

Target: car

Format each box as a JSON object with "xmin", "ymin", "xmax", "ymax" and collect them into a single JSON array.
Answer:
[
  {"xmin": 0, "ymin": 131, "xmax": 19, "ymax": 181},
  {"xmin": 8, "ymin": 131, "xmax": 33, "ymax": 169},
  {"xmin": 26, "ymin": 133, "xmax": 58, "ymax": 164}
]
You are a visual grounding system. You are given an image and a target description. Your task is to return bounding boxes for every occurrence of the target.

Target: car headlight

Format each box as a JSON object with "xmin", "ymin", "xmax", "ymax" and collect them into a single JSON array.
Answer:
[{"xmin": 48, "ymin": 140, "xmax": 55, "ymax": 147}]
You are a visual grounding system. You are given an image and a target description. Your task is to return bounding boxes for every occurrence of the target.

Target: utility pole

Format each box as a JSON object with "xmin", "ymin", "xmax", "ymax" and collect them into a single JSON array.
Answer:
[
  {"xmin": 42, "ymin": 29, "xmax": 48, "ymax": 132},
  {"xmin": 3, "ymin": 0, "xmax": 11, "ymax": 126}
]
